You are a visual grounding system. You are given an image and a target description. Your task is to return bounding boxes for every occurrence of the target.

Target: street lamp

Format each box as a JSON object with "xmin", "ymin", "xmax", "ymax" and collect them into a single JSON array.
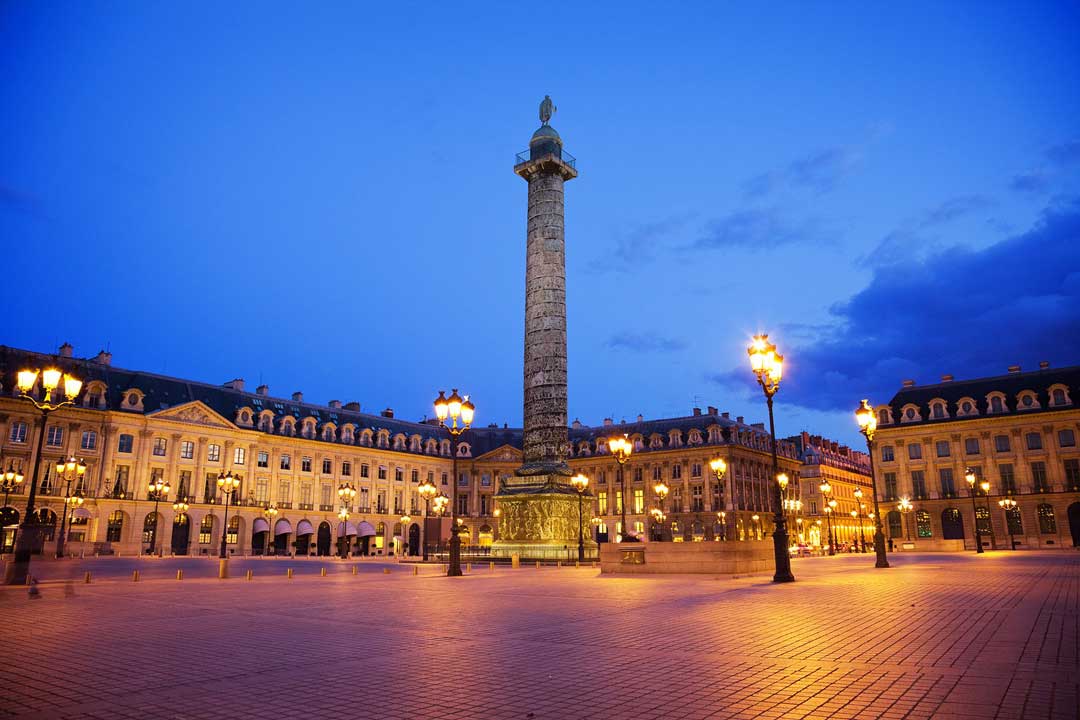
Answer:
[
  {"xmin": 897, "ymin": 497, "xmax": 913, "ymax": 542},
  {"xmin": 709, "ymin": 457, "xmax": 728, "ymax": 540},
  {"xmin": 263, "ymin": 503, "xmax": 279, "ymax": 555},
  {"xmin": 400, "ymin": 514, "xmax": 411, "ymax": 558},
  {"xmin": 980, "ymin": 479, "xmax": 995, "ymax": 550},
  {"xmin": 819, "ymin": 481, "xmax": 835, "ymax": 556},
  {"xmin": 216, "ymin": 470, "xmax": 240, "ymax": 572},
  {"xmin": 751, "ymin": 513, "xmax": 761, "ymax": 540},
  {"xmin": 653, "ymin": 477, "xmax": 669, "ymax": 541},
  {"xmin": 5, "ymin": 367, "xmax": 82, "ymax": 585},
  {"xmin": 853, "ymin": 487, "xmax": 867, "ymax": 552},
  {"xmin": 54, "ymin": 457, "xmax": 87, "ymax": 559},
  {"xmin": 570, "ymin": 473, "xmax": 589, "ymax": 561},
  {"xmin": 338, "ymin": 506, "xmax": 351, "ymax": 559},
  {"xmin": 337, "ymin": 483, "xmax": 356, "ymax": 557},
  {"xmin": 855, "ymin": 399, "xmax": 890, "ymax": 569},
  {"xmin": 747, "ymin": 334, "xmax": 795, "ymax": 583},
  {"xmin": 607, "ymin": 435, "xmax": 634, "ymax": 542},
  {"xmin": 1, "ymin": 462, "xmax": 26, "ymax": 513},
  {"xmin": 964, "ymin": 468, "xmax": 983, "ymax": 554},
  {"xmin": 418, "ymin": 475, "xmax": 437, "ymax": 561},
  {"xmin": 147, "ymin": 474, "xmax": 172, "ymax": 556},
  {"xmin": 998, "ymin": 497, "xmax": 1017, "ymax": 550},
  {"xmin": 824, "ymin": 502, "xmax": 835, "ymax": 555},
  {"xmin": 717, "ymin": 510, "xmax": 727, "ymax": 541},
  {"xmin": 172, "ymin": 498, "xmax": 189, "ymax": 554},
  {"xmin": 434, "ymin": 388, "xmax": 475, "ymax": 577}
]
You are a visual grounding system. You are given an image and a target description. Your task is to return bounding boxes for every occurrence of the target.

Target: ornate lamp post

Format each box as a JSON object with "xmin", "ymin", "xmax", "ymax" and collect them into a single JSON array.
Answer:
[
  {"xmin": 747, "ymin": 334, "xmax": 794, "ymax": 583},
  {"xmin": 54, "ymin": 457, "xmax": 86, "ymax": 559},
  {"xmin": 1, "ymin": 462, "xmax": 26, "ymax": 513},
  {"xmin": 998, "ymin": 497, "xmax": 1017, "ymax": 550},
  {"xmin": 400, "ymin": 514, "xmax": 412, "ymax": 558},
  {"xmin": 823, "ymin": 503, "xmax": 835, "ymax": 555},
  {"xmin": 964, "ymin": 468, "xmax": 983, "ymax": 554},
  {"xmin": 338, "ymin": 482, "xmax": 356, "ymax": 558},
  {"xmin": 814, "ymin": 519, "xmax": 823, "ymax": 550},
  {"xmin": 263, "ymin": 503, "xmax": 279, "ymax": 555},
  {"xmin": 338, "ymin": 506, "xmax": 351, "ymax": 559},
  {"xmin": 570, "ymin": 473, "xmax": 589, "ymax": 561},
  {"xmin": 418, "ymin": 475, "xmax": 437, "ymax": 561},
  {"xmin": 709, "ymin": 457, "xmax": 728, "ymax": 540},
  {"xmin": 590, "ymin": 514, "xmax": 602, "ymax": 543},
  {"xmin": 855, "ymin": 399, "xmax": 890, "ymax": 569},
  {"xmin": 607, "ymin": 435, "xmax": 634, "ymax": 542},
  {"xmin": 173, "ymin": 500, "xmax": 189, "ymax": 555},
  {"xmin": 819, "ymin": 481, "xmax": 835, "ymax": 556},
  {"xmin": 653, "ymin": 478, "xmax": 669, "ymax": 541},
  {"xmin": 853, "ymin": 487, "xmax": 867, "ymax": 552},
  {"xmin": 751, "ymin": 514, "xmax": 761, "ymax": 539},
  {"xmin": 433, "ymin": 389, "xmax": 475, "ymax": 577},
  {"xmin": 980, "ymin": 479, "xmax": 995, "ymax": 550},
  {"xmin": 147, "ymin": 474, "xmax": 172, "ymax": 556},
  {"xmin": 216, "ymin": 470, "xmax": 240, "ymax": 575},
  {"xmin": 897, "ymin": 497, "xmax": 913, "ymax": 542},
  {"xmin": 5, "ymin": 367, "xmax": 82, "ymax": 585}
]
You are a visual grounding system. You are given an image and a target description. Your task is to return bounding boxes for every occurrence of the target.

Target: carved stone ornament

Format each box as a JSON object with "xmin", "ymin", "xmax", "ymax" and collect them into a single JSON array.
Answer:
[{"xmin": 152, "ymin": 403, "xmax": 234, "ymax": 429}]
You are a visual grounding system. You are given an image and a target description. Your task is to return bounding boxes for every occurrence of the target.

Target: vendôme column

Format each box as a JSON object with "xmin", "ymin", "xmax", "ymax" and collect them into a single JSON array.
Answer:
[{"xmin": 493, "ymin": 96, "xmax": 596, "ymax": 560}]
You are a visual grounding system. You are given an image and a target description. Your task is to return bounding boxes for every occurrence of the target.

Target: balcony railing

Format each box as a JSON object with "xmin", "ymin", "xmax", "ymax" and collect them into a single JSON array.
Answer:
[{"xmin": 514, "ymin": 148, "xmax": 577, "ymax": 169}]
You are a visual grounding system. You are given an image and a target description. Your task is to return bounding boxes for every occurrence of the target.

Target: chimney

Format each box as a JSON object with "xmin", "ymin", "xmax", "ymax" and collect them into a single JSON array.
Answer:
[
  {"xmin": 291, "ymin": 391, "xmax": 304, "ymax": 402},
  {"xmin": 59, "ymin": 342, "xmax": 73, "ymax": 358},
  {"xmin": 736, "ymin": 416, "xmax": 744, "ymax": 424},
  {"xmin": 1039, "ymin": 361, "xmax": 1050, "ymax": 370},
  {"xmin": 707, "ymin": 406, "xmax": 718, "ymax": 415},
  {"xmin": 95, "ymin": 350, "xmax": 112, "ymax": 366},
  {"xmin": 603, "ymin": 418, "xmax": 613, "ymax": 427},
  {"xmin": 571, "ymin": 419, "xmax": 582, "ymax": 429},
  {"xmin": 636, "ymin": 414, "xmax": 643, "ymax": 423},
  {"xmin": 223, "ymin": 378, "xmax": 244, "ymax": 391},
  {"xmin": 692, "ymin": 407, "xmax": 702, "ymax": 416},
  {"xmin": 256, "ymin": 384, "xmax": 269, "ymax": 396},
  {"xmin": 381, "ymin": 407, "xmax": 394, "ymax": 418},
  {"xmin": 902, "ymin": 379, "xmax": 915, "ymax": 388},
  {"xmin": 344, "ymin": 401, "xmax": 361, "ymax": 411},
  {"xmin": 328, "ymin": 400, "xmax": 342, "ymax": 409},
  {"xmin": 751, "ymin": 422, "xmax": 765, "ymax": 430},
  {"xmin": 1007, "ymin": 365, "xmax": 1021, "ymax": 374},
  {"xmin": 721, "ymin": 412, "xmax": 730, "ymax": 419},
  {"xmin": 940, "ymin": 374, "xmax": 953, "ymax": 383}
]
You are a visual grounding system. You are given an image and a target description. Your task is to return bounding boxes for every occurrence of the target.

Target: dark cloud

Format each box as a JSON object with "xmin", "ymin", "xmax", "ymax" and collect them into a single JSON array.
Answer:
[
  {"xmin": 713, "ymin": 199, "xmax": 1080, "ymax": 412},
  {"xmin": 1010, "ymin": 171, "xmax": 1050, "ymax": 194},
  {"xmin": 860, "ymin": 195, "xmax": 997, "ymax": 268},
  {"xmin": 589, "ymin": 216, "xmax": 688, "ymax": 273},
  {"xmin": 607, "ymin": 333, "xmax": 687, "ymax": 353},
  {"xmin": 1046, "ymin": 140, "xmax": 1080, "ymax": 167},
  {"xmin": 919, "ymin": 194, "xmax": 996, "ymax": 228},
  {"xmin": 743, "ymin": 147, "xmax": 858, "ymax": 198},
  {"xmin": 693, "ymin": 207, "xmax": 819, "ymax": 250}
]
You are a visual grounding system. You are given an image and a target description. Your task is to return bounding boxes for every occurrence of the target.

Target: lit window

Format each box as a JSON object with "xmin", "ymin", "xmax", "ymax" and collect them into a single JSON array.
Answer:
[
  {"xmin": 207, "ymin": 444, "xmax": 221, "ymax": 462},
  {"xmin": 181, "ymin": 441, "xmax": 195, "ymax": 459},
  {"xmin": 152, "ymin": 438, "xmax": 167, "ymax": 456},
  {"xmin": 46, "ymin": 426, "xmax": 64, "ymax": 447},
  {"xmin": 233, "ymin": 447, "xmax": 245, "ymax": 465},
  {"xmin": 80, "ymin": 430, "xmax": 97, "ymax": 451},
  {"xmin": 9, "ymin": 422, "xmax": 28, "ymax": 443}
]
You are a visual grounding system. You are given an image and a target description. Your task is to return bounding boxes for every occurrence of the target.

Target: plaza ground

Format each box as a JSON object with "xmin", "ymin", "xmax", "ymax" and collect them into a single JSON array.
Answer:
[{"xmin": 0, "ymin": 552, "xmax": 1076, "ymax": 719}]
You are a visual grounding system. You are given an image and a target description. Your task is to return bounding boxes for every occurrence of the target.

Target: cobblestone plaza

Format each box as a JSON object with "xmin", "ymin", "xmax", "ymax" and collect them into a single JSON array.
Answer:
[{"xmin": 1, "ymin": 552, "xmax": 1076, "ymax": 719}]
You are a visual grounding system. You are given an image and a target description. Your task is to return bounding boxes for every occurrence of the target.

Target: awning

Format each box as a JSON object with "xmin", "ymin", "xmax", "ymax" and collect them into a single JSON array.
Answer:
[
  {"xmin": 337, "ymin": 521, "xmax": 358, "ymax": 537},
  {"xmin": 72, "ymin": 507, "xmax": 93, "ymax": 520},
  {"xmin": 296, "ymin": 520, "xmax": 314, "ymax": 536},
  {"xmin": 356, "ymin": 521, "xmax": 376, "ymax": 537},
  {"xmin": 274, "ymin": 518, "xmax": 293, "ymax": 535},
  {"xmin": 252, "ymin": 518, "xmax": 270, "ymax": 533}
]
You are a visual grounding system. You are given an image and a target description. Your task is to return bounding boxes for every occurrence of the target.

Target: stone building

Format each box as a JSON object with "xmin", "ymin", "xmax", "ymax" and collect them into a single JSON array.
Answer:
[
  {"xmin": 789, "ymin": 432, "xmax": 874, "ymax": 550},
  {"xmin": 0, "ymin": 343, "xmax": 801, "ymax": 559},
  {"xmin": 872, "ymin": 364, "xmax": 1080, "ymax": 550}
]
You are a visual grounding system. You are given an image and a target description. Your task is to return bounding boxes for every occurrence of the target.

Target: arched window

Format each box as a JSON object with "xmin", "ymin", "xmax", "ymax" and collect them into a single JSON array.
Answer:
[
  {"xmin": 915, "ymin": 510, "xmax": 932, "ymax": 538},
  {"xmin": 941, "ymin": 508, "xmax": 964, "ymax": 540},
  {"xmin": 931, "ymin": 402, "xmax": 945, "ymax": 419},
  {"xmin": 142, "ymin": 513, "xmax": 158, "ymax": 543},
  {"xmin": 1037, "ymin": 504, "xmax": 1056, "ymax": 534},
  {"xmin": 227, "ymin": 515, "xmax": 240, "ymax": 544},
  {"xmin": 975, "ymin": 506, "xmax": 991, "ymax": 536},
  {"xmin": 199, "ymin": 516, "xmax": 214, "ymax": 544},
  {"xmin": 1051, "ymin": 388, "xmax": 1067, "ymax": 406},
  {"xmin": 1005, "ymin": 507, "xmax": 1023, "ymax": 535},
  {"xmin": 887, "ymin": 510, "xmax": 902, "ymax": 538},
  {"xmin": 878, "ymin": 409, "xmax": 890, "ymax": 424},
  {"xmin": 990, "ymin": 396, "xmax": 1004, "ymax": 414},
  {"xmin": 107, "ymin": 511, "xmax": 124, "ymax": 542}
]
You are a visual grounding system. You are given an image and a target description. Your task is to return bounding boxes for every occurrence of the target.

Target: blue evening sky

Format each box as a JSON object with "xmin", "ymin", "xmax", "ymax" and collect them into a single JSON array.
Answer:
[{"xmin": 3, "ymin": 2, "xmax": 1079, "ymax": 445}]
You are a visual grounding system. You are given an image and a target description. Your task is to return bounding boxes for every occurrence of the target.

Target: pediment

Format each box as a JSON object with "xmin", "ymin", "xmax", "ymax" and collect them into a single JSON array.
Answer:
[
  {"xmin": 149, "ymin": 401, "xmax": 235, "ymax": 429},
  {"xmin": 475, "ymin": 443, "xmax": 523, "ymax": 462}
]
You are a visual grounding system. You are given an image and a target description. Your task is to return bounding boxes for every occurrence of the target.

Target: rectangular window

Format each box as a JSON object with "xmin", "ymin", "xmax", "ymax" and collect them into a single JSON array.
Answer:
[
  {"xmin": 113, "ymin": 465, "xmax": 130, "ymax": 496},
  {"xmin": 280, "ymin": 454, "xmax": 291, "ymax": 471},
  {"xmin": 233, "ymin": 447, "xmax": 245, "ymax": 465},
  {"xmin": 1026, "ymin": 433, "xmax": 1043, "ymax": 451},
  {"xmin": 999, "ymin": 464, "xmax": 1016, "ymax": 494},
  {"xmin": 395, "ymin": 468, "xmax": 404, "ymax": 482},
  {"xmin": 883, "ymin": 472, "xmax": 898, "ymax": 501},
  {"xmin": 257, "ymin": 451, "xmax": 269, "ymax": 468},
  {"xmin": 177, "ymin": 470, "xmax": 191, "ymax": 500},
  {"xmin": 359, "ymin": 487, "xmax": 369, "ymax": 510},
  {"xmin": 80, "ymin": 430, "xmax": 97, "ymax": 450},
  {"xmin": 456, "ymin": 494, "xmax": 468, "ymax": 516},
  {"xmin": 994, "ymin": 435, "xmax": 1011, "ymax": 453},
  {"xmin": 411, "ymin": 470, "xmax": 419, "ymax": 483},
  {"xmin": 881, "ymin": 446, "xmax": 894, "ymax": 462},
  {"xmin": 199, "ymin": 518, "xmax": 213, "ymax": 544},
  {"xmin": 481, "ymin": 473, "xmax": 491, "ymax": 486},
  {"xmin": 361, "ymin": 464, "xmax": 370, "ymax": 478},
  {"xmin": 321, "ymin": 484, "xmax": 332, "ymax": 508},
  {"xmin": 322, "ymin": 458, "xmax": 332, "ymax": 474},
  {"xmin": 911, "ymin": 470, "xmax": 927, "ymax": 499},
  {"xmin": 598, "ymin": 491, "xmax": 608, "ymax": 514},
  {"xmin": 376, "ymin": 490, "xmax": 386, "ymax": 512},
  {"xmin": 152, "ymin": 438, "xmax": 167, "ymax": 456},
  {"xmin": 935, "ymin": 440, "xmax": 950, "ymax": 458},
  {"xmin": 672, "ymin": 464, "xmax": 682, "ymax": 480},
  {"xmin": 939, "ymin": 468, "xmax": 956, "ymax": 497},
  {"xmin": 117, "ymin": 434, "xmax": 134, "ymax": 453},
  {"xmin": 278, "ymin": 480, "xmax": 291, "ymax": 504},
  {"xmin": 255, "ymin": 478, "xmax": 269, "ymax": 503},
  {"xmin": 690, "ymin": 464, "xmax": 701, "ymax": 478},
  {"xmin": 1031, "ymin": 462, "xmax": 1048, "ymax": 492},
  {"xmin": 300, "ymin": 482, "xmax": 313, "ymax": 506},
  {"xmin": 301, "ymin": 457, "xmax": 312, "ymax": 472},
  {"xmin": 907, "ymin": 443, "xmax": 923, "ymax": 460},
  {"xmin": 378, "ymin": 466, "xmax": 387, "ymax": 480},
  {"xmin": 441, "ymin": 472, "xmax": 448, "ymax": 486},
  {"xmin": 1060, "ymin": 429, "xmax": 1076, "ymax": 448},
  {"xmin": 690, "ymin": 485, "xmax": 703, "ymax": 512},
  {"xmin": 9, "ymin": 422, "xmax": 28, "ymax": 443},
  {"xmin": 46, "ymin": 426, "xmax": 64, "ymax": 447},
  {"xmin": 458, "ymin": 472, "xmax": 468, "ymax": 487},
  {"xmin": 615, "ymin": 491, "xmax": 623, "ymax": 513},
  {"xmin": 1064, "ymin": 459, "xmax": 1080, "ymax": 490},
  {"xmin": 653, "ymin": 466, "xmax": 662, "ymax": 480},
  {"xmin": 634, "ymin": 489, "xmax": 644, "ymax": 513},
  {"xmin": 964, "ymin": 438, "xmax": 980, "ymax": 455},
  {"xmin": 207, "ymin": 444, "xmax": 221, "ymax": 462},
  {"xmin": 181, "ymin": 441, "xmax": 195, "ymax": 459},
  {"xmin": 342, "ymin": 461, "xmax": 351, "ymax": 477}
]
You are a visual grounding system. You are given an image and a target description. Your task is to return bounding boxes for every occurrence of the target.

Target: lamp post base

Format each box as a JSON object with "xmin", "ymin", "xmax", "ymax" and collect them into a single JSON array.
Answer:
[{"xmin": 218, "ymin": 558, "xmax": 229, "ymax": 579}]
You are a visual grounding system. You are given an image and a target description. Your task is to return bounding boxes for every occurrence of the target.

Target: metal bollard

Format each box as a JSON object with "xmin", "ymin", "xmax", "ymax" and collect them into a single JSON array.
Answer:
[
  {"xmin": 575, "ymin": 561, "xmax": 580, "ymax": 568},
  {"xmin": 511, "ymin": 553, "xmax": 520, "ymax": 569},
  {"xmin": 383, "ymin": 567, "xmax": 390, "ymax": 575},
  {"xmin": 132, "ymin": 570, "xmax": 140, "ymax": 582},
  {"xmin": 176, "ymin": 569, "xmax": 183, "ymax": 581},
  {"xmin": 84, "ymin": 571, "xmax": 92, "ymax": 584},
  {"xmin": 246, "ymin": 569, "xmax": 253, "ymax": 581},
  {"xmin": 320, "ymin": 567, "xmax": 327, "ymax": 577},
  {"xmin": 557, "ymin": 561, "xmax": 561, "ymax": 568},
  {"xmin": 413, "ymin": 565, "xmax": 419, "ymax": 576},
  {"xmin": 489, "ymin": 562, "xmax": 495, "ymax": 572},
  {"xmin": 536, "ymin": 560, "xmax": 541, "ymax": 569},
  {"xmin": 351, "ymin": 565, "xmax": 358, "ymax": 576},
  {"xmin": 287, "ymin": 568, "xmax": 294, "ymax": 579},
  {"xmin": 466, "ymin": 563, "xmax": 471, "ymax": 573}
]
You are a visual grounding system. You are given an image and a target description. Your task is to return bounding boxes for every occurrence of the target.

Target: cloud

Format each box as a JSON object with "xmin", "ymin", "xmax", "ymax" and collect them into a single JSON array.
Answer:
[
  {"xmin": 692, "ymin": 207, "xmax": 820, "ymax": 251},
  {"xmin": 744, "ymin": 147, "xmax": 859, "ymax": 198},
  {"xmin": 714, "ymin": 198, "xmax": 1080, "ymax": 412},
  {"xmin": 1046, "ymin": 140, "xmax": 1080, "ymax": 167},
  {"xmin": 589, "ymin": 215, "xmax": 689, "ymax": 273},
  {"xmin": 1010, "ymin": 171, "xmax": 1050, "ymax": 195},
  {"xmin": 860, "ymin": 194, "xmax": 997, "ymax": 268},
  {"xmin": 607, "ymin": 332, "xmax": 687, "ymax": 353},
  {"xmin": 919, "ymin": 194, "xmax": 996, "ymax": 228}
]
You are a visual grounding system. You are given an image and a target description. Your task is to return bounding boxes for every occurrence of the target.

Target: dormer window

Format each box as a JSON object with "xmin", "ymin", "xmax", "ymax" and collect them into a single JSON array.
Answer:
[
  {"xmin": 988, "ymin": 395, "xmax": 1005, "ymax": 414},
  {"xmin": 1049, "ymin": 386, "xmax": 1071, "ymax": 406},
  {"xmin": 901, "ymin": 405, "xmax": 921, "ymax": 423},
  {"xmin": 878, "ymin": 409, "xmax": 890, "ymax": 424},
  {"xmin": 930, "ymin": 402, "xmax": 946, "ymax": 419},
  {"xmin": 1017, "ymin": 391, "xmax": 1040, "ymax": 411},
  {"xmin": 457, "ymin": 442, "xmax": 471, "ymax": 457},
  {"xmin": 393, "ymin": 434, "xmax": 406, "ymax": 450},
  {"xmin": 956, "ymin": 399, "xmax": 977, "ymax": 417},
  {"xmin": 688, "ymin": 429, "xmax": 702, "ymax": 446}
]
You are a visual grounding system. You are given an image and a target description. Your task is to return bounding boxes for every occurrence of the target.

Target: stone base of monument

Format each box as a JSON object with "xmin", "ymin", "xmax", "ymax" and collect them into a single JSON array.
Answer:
[
  {"xmin": 491, "ymin": 487, "xmax": 598, "ymax": 561},
  {"xmin": 599, "ymin": 540, "xmax": 774, "ymax": 575}
]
